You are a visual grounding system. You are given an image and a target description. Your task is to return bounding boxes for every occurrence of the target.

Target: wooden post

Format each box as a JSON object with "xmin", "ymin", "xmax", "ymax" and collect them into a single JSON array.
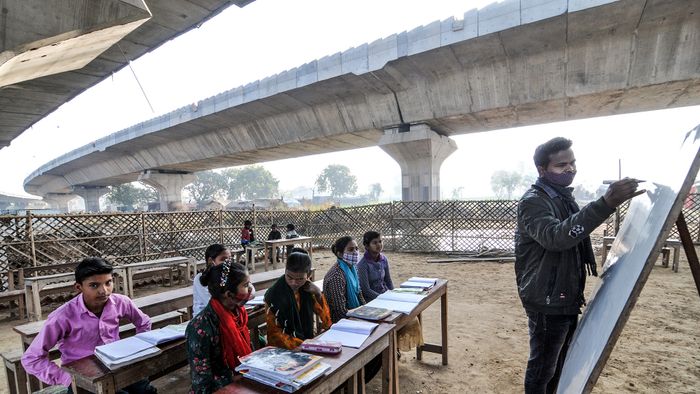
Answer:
[
  {"xmin": 390, "ymin": 202, "xmax": 396, "ymax": 252},
  {"xmin": 138, "ymin": 212, "xmax": 145, "ymax": 262},
  {"xmin": 26, "ymin": 212, "xmax": 36, "ymax": 267},
  {"xmin": 218, "ymin": 209, "xmax": 224, "ymax": 244},
  {"xmin": 450, "ymin": 201, "xmax": 456, "ymax": 252},
  {"xmin": 141, "ymin": 212, "xmax": 148, "ymax": 259},
  {"xmin": 676, "ymin": 212, "xmax": 700, "ymax": 298}
]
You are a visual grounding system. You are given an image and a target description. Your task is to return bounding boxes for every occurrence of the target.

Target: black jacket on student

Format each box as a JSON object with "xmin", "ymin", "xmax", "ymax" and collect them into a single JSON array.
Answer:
[{"xmin": 514, "ymin": 178, "xmax": 615, "ymax": 315}]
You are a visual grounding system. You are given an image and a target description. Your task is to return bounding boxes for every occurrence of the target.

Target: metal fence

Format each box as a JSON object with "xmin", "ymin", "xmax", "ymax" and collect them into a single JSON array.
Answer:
[{"xmin": 0, "ymin": 200, "xmax": 518, "ymax": 289}]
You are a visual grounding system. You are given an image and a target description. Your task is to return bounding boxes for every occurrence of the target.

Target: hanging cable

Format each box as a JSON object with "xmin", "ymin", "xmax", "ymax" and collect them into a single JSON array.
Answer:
[{"xmin": 117, "ymin": 42, "xmax": 155, "ymax": 113}]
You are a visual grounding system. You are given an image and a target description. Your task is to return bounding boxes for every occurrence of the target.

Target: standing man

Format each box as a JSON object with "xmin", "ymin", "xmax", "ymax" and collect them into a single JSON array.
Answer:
[{"xmin": 515, "ymin": 137, "xmax": 644, "ymax": 394}]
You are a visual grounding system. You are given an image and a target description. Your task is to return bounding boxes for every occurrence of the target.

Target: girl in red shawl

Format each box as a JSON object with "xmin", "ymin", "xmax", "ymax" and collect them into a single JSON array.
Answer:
[{"xmin": 186, "ymin": 260, "xmax": 253, "ymax": 393}]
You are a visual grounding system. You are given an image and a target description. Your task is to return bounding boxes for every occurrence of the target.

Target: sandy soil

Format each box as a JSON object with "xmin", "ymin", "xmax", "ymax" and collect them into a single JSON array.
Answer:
[{"xmin": 0, "ymin": 245, "xmax": 698, "ymax": 393}]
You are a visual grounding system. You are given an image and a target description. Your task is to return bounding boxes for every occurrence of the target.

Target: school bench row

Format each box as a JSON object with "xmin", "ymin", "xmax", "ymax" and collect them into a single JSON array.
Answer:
[
  {"xmin": 3, "ymin": 267, "xmax": 315, "ymax": 394},
  {"xmin": 6, "ymin": 277, "xmax": 448, "ymax": 394}
]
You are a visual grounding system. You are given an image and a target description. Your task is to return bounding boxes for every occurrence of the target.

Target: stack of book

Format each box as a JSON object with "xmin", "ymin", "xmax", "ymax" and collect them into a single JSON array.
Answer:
[
  {"xmin": 400, "ymin": 277, "xmax": 438, "ymax": 291},
  {"xmin": 235, "ymin": 347, "xmax": 331, "ymax": 392},
  {"xmin": 94, "ymin": 324, "xmax": 187, "ymax": 370},
  {"xmin": 347, "ymin": 305, "xmax": 392, "ymax": 321},
  {"xmin": 317, "ymin": 318, "xmax": 378, "ymax": 348},
  {"xmin": 365, "ymin": 290, "xmax": 426, "ymax": 314}
]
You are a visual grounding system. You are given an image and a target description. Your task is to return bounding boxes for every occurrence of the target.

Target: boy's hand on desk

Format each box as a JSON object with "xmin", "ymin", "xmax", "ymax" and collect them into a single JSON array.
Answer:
[{"xmin": 302, "ymin": 281, "xmax": 322, "ymax": 298}]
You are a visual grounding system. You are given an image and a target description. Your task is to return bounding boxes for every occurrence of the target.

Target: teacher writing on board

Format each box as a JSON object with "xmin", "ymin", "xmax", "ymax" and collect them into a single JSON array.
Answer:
[{"xmin": 514, "ymin": 137, "xmax": 644, "ymax": 394}]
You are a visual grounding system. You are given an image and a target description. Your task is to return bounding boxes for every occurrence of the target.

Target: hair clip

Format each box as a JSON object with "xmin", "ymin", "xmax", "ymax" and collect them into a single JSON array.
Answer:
[{"xmin": 220, "ymin": 260, "xmax": 231, "ymax": 288}]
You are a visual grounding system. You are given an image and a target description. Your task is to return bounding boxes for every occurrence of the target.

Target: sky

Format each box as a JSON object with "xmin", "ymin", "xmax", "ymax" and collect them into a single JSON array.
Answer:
[{"xmin": 1, "ymin": 0, "xmax": 698, "ymax": 204}]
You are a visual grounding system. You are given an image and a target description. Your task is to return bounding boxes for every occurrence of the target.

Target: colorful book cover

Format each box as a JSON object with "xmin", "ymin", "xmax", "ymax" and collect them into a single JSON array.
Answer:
[{"xmin": 236, "ymin": 347, "xmax": 322, "ymax": 379}]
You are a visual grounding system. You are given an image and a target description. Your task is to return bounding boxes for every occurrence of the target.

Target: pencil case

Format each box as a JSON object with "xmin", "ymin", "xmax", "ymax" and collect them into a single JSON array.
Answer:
[{"xmin": 300, "ymin": 339, "xmax": 342, "ymax": 354}]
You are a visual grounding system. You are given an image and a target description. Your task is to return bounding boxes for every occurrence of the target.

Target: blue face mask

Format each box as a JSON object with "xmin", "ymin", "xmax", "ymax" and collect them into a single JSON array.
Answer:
[{"xmin": 543, "ymin": 171, "xmax": 576, "ymax": 187}]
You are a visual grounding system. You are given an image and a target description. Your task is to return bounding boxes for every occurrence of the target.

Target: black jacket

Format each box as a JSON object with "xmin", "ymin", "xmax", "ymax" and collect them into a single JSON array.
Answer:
[{"xmin": 514, "ymin": 181, "xmax": 615, "ymax": 315}]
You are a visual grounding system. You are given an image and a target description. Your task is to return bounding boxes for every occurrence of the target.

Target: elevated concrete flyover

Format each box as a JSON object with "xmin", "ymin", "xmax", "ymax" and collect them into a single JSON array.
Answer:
[
  {"xmin": 24, "ymin": 0, "xmax": 700, "ymax": 211},
  {"xmin": 0, "ymin": 0, "xmax": 256, "ymax": 148}
]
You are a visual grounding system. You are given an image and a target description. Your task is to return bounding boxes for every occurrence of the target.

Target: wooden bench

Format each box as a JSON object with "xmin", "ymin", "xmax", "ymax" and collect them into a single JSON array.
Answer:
[
  {"xmin": 122, "ymin": 256, "xmax": 194, "ymax": 298},
  {"xmin": 2, "ymin": 348, "xmax": 28, "ymax": 394},
  {"xmin": 602, "ymin": 236, "xmax": 682, "ymax": 271},
  {"xmin": 0, "ymin": 289, "xmax": 26, "ymax": 319}
]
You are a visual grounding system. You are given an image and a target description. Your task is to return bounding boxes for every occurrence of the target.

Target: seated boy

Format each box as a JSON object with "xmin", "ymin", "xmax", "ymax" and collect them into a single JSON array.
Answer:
[
  {"xmin": 267, "ymin": 224, "xmax": 283, "ymax": 262},
  {"xmin": 264, "ymin": 251, "xmax": 332, "ymax": 349},
  {"xmin": 22, "ymin": 257, "xmax": 155, "ymax": 393}
]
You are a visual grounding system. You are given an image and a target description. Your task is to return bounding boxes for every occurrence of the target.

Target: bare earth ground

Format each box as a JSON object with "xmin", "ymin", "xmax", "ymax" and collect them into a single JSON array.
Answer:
[{"xmin": 0, "ymin": 246, "xmax": 698, "ymax": 393}]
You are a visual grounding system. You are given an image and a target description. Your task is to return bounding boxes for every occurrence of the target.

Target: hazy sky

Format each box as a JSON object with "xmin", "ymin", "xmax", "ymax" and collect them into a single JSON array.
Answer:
[{"xmin": 1, "ymin": 0, "xmax": 698, "ymax": 203}]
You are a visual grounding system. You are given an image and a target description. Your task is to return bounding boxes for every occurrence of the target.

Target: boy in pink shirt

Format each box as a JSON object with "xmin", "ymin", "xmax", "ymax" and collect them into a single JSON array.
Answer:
[{"xmin": 21, "ymin": 257, "xmax": 156, "ymax": 393}]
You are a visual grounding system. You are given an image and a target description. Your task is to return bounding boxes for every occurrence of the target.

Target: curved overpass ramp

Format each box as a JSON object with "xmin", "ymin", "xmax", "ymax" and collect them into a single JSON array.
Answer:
[{"xmin": 24, "ymin": 0, "xmax": 700, "ymax": 208}]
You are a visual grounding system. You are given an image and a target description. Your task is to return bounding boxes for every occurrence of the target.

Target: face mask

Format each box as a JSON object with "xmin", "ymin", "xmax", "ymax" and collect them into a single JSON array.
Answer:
[
  {"xmin": 234, "ymin": 284, "xmax": 254, "ymax": 303},
  {"xmin": 543, "ymin": 171, "xmax": 576, "ymax": 187},
  {"xmin": 342, "ymin": 251, "xmax": 360, "ymax": 265}
]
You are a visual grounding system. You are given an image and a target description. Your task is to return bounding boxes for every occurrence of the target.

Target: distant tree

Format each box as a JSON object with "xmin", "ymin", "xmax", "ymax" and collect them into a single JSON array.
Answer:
[
  {"xmin": 107, "ymin": 183, "xmax": 157, "ymax": 208},
  {"xmin": 369, "ymin": 183, "xmax": 383, "ymax": 200},
  {"xmin": 450, "ymin": 186, "xmax": 464, "ymax": 200},
  {"xmin": 185, "ymin": 171, "xmax": 227, "ymax": 204},
  {"xmin": 491, "ymin": 170, "xmax": 523, "ymax": 199},
  {"xmin": 224, "ymin": 166, "xmax": 279, "ymax": 200},
  {"xmin": 315, "ymin": 164, "xmax": 358, "ymax": 198}
]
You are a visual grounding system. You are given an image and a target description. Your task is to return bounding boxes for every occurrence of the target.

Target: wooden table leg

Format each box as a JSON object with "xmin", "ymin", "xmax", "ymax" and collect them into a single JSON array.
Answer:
[
  {"xmin": 416, "ymin": 312, "xmax": 423, "ymax": 361},
  {"xmin": 357, "ymin": 367, "xmax": 366, "ymax": 394},
  {"xmin": 672, "ymin": 245, "xmax": 681, "ymax": 273},
  {"xmin": 32, "ymin": 285, "xmax": 41, "ymax": 321},
  {"xmin": 271, "ymin": 246, "xmax": 277, "ymax": 271},
  {"xmin": 441, "ymin": 290, "xmax": 448, "ymax": 366},
  {"xmin": 345, "ymin": 372, "xmax": 359, "ymax": 394}
]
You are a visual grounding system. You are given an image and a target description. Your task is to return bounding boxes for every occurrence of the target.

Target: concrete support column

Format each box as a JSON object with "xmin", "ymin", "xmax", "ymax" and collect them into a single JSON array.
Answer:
[
  {"xmin": 74, "ymin": 186, "xmax": 108, "ymax": 212},
  {"xmin": 379, "ymin": 124, "xmax": 457, "ymax": 201},
  {"xmin": 138, "ymin": 170, "xmax": 195, "ymax": 211},
  {"xmin": 43, "ymin": 193, "xmax": 77, "ymax": 212}
]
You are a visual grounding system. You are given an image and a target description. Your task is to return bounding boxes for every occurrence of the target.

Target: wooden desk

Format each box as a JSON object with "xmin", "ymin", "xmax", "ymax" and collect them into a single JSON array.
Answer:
[
  {"xmin": 122, "ymin": 257, "xmax": 194, "ymax": 298},
  {"xmin": 263, "ymin": 236, "xmax": 314, "ymax": 271},
  {"xmin": 216, "ymin": 322, "xmax": 396, "ymax": 394},
  {"xmin": 379, "ymin": 279, "xmax": 448, "ymax": 394},
  {"xmin": 25, "ymin": 269, "xmax": 127, "ymax": 321},
  {"xmin": 62, "ymin": 306, "xmax": 268, "ymax": 394}
]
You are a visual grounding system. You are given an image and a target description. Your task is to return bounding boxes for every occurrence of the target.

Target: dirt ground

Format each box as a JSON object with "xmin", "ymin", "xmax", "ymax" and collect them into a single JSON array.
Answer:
[{"xmin": 0, "ymin": 246, "xmax": 698, "ymax": 393}]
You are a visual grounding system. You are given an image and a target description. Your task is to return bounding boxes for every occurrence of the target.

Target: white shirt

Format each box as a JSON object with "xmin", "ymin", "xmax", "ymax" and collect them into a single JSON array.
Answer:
[{"xmin": 192, "ymin": 272, "xmax": 210, "ymax": 316}]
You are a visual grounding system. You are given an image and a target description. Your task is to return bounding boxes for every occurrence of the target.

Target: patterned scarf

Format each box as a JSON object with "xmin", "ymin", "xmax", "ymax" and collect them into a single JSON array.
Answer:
[
  {"xmin": 264, "ymin": 275, "xmax": 315, "ymax": 340},
  {"xmin": 210, "ymin": 298, "xmax": 252, "ymax": 368},
  {"xmin": 337, "ymin": 258, "xmax": 362, "ymax": 309}
]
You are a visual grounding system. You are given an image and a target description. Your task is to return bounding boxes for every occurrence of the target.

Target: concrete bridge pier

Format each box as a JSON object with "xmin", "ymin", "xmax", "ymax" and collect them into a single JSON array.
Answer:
[
  {"xmin": 74, "ymin": 186, "xmax": 108, "ymax": 212},
  {"xmin": 379, "ymin": 124, "xmax": 457, "ymax": 201},
  {"xmin": 138, "ymin": 170, "xmax": 195, "ymax": 211},
  {"xmin": 43, "ymin": 193, "xmax": 77, "ymax": 212}
]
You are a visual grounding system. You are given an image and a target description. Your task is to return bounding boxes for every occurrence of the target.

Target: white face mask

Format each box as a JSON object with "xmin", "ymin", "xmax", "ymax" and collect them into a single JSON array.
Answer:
[{"xmin": 342, "ymin": 251, "xmax": 360, "ymax": 265}]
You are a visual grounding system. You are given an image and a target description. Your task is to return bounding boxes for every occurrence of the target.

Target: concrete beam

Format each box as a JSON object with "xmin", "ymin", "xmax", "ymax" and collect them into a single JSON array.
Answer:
[
  {"xmin": 138, "ymin": 170, "xmax": 194, "ymax": 211},
  {"xmin": 379, "ymin": 125, "xmax": 457, "ymax": 201}
]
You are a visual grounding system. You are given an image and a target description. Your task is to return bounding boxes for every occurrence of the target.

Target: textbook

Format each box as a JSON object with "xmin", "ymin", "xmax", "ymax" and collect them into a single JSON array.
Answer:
[
  {"xmin": 365, "ymin": 290, "xmax": 426, "ymax": 314},
  {"xmin": 346, "ymin": 305, "xmax": 392, "ymax": 321},
  {"xmin": 400, "ymin": 277, "xmax": 438, "ymax": 290},
  {"xmin": 316, "ymin": 318, "xmax": 378, "ymax": 348},
  {"xmin": 247, "ymin": 295, "xmax": 265, "ymax": 305},
  {"xmin": 236, "ymin": 347, "xmax": 328, "ymax": 391},
  {"xmin": 135, "ymin": 326, "xmax": 186, "ymax": 345}
]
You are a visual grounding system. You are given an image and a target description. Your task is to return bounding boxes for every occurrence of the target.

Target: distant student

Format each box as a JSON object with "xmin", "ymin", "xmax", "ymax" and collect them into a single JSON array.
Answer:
[
  {"xmin": 267, "ymin": 224, "xmax": 283, "ymax": 263},
  {"xmin": 193, "ymin": 244, "xmax": 231, "ymax": 316},
  {"xmin": 22, "ymin": 257, "xmax": 155, "ymax": 393},
  {"xmin": 323, "ymin": 236, "xmax": 365, "ymax": 323},
  {"xmin": 285, "ymin": 223, "xmax": 299, "ymax": 239},
  {"xmin": 241, "ymin": 220, "xmax": 254, "ymax": 246},
  {"xmin": 264, "ymin": 251, "xmax": 332, "ymax": 349},
  {"xmin": 187, "ymin": 261, "xmax": 254, "ymax": 393}
]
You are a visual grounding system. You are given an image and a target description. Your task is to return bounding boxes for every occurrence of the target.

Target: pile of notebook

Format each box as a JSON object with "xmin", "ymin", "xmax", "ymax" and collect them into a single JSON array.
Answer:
[
  {"xmin": 94, "ymin": 323, "xmax": 187, "ymax": 370},
  {"xmin": 399, "ymin": 277, "xmax": 438, "ymax": 291},
  {"xmin": 236, "ymin": 347, "xmax": 331, "ymax": 392}
]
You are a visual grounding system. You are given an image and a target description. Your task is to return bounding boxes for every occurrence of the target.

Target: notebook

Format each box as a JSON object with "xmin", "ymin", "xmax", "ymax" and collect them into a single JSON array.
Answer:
[
  {"xmin": 346, "ymin": 305, "xmax": 392, "ymax": 321},
  {"xmin": 400, "ymin": 277, "xmax": 438, "ymax": 290},
  {"xmin": 316, "ymin": 318, "xmax": 378, "ymax": 348},
  {"xmin": 364, "ymin": 290, "xmax": 426, "ymax": 314}
]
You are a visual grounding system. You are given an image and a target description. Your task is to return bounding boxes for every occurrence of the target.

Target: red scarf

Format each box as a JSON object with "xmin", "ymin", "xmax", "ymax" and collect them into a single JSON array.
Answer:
[{"xmin": 210, "ymin": 298, "xmax": 252, "ymax": 368}]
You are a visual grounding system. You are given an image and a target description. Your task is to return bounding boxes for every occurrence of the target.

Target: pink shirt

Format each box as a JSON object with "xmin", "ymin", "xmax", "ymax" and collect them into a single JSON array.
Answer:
[{"xmin": 21, "ymin": 293, "xmax": 151, "ymax": 386}]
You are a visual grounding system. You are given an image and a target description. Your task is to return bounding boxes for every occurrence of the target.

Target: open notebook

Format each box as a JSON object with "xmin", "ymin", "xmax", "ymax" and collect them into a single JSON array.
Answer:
[
  {"xmin": 365, "ymin": 290, "xmax": 426, "ymax": 314},
  {"xmin": 400, "ymin": 277, "xmax": 438, "ymax": 290},
  {"xmin": 316, "ymin": 318, "xmax": 378, "ymax": 348}
]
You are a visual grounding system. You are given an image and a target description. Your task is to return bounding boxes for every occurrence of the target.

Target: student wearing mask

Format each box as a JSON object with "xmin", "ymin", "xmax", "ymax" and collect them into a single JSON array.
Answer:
[
  {"xmin": 186, "ymin": 261, "xmax": 254, "ymax": 393},
  {"xmin": 323, "ymin": 236, "xmax": 364, "ymax": 323}
]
